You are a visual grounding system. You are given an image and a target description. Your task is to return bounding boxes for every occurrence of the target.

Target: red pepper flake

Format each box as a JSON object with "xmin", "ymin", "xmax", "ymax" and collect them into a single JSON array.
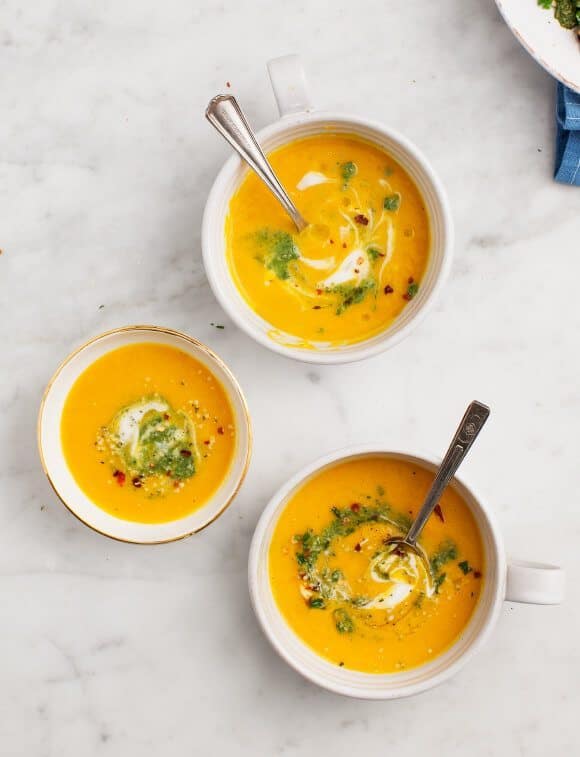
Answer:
[
  {"xmin": 342, "ymin": 243, "xmax": 347, "ymax": 249},
  {"xmin": 203, "ymin": 440, "xmax": 210, "ymax": 446},
  {"xmin": 132, "ymin": 477, "xmax": 142, "ymax": 488},
  {"xmin": 473, "ymin": 570, "xmax": 482, "ymax": 579},
  {"xmin": 384, "ymin": 285, "xmax": 394, "ymax": 294},
  {"xmin": 354, "ymin": 543, "xmax": 362, "ymax": 552},
  {"xmin": 113, "ymin": 470, "xmax": 126, "ymax": 486},
  {"xmin": 313, "ymin": 305, "xmax": 321, "ymax": 310},
  {"xmin": 354, "ymin": 268, "xmax": 359, "ymax": 274},
  {"xmin": 350, "ymin": 502, "xmax": 361, "ymax": 512},
  {"xmin": 163, "ymin": 413, "xmax": 170, "ymax": 420},
  {"xmin": 180, "ymin": 449, "xmax": 192, "ymax": 457},
  {"xmin": 329, "ymin": 239, "xmax": 334, "ymax": 245},
  {"xmin": 434, "ymin": 504, "xmax": 445, "ymax": 522},
  {"xmin": 316, "ymin": 288, "xmax": 322, "ymax": 295},
  {"xmin": 402, "ymin": 293, "xmax": 412, "ymax": 301},
  {"xmin": 408, "ymin": 276, "xmax": 415, "ymax": 284},
  {"xmin": 354, "ymin": 214, "xmax": 369, "ymax": 226},
  {"xmin": 217, "ymin": 426, "xmax": 224, "ymax": 435}
]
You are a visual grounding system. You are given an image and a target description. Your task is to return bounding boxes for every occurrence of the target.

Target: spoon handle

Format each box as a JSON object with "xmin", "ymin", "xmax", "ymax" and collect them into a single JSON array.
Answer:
[
  {"xmin": 405, "ymin": 401, "xmax": 490, "ymax": 547},
  {"xmin": 205, "ymin": 94, "xmax": 308, "ymax": 232}
]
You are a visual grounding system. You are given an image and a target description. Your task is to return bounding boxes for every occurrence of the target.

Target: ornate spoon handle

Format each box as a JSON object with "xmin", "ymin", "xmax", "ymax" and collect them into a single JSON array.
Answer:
[
  {"xmin": 405, "ymin": 401, "xmax": 490, "ymax": 547},
  {"xmin": 206, "ymin": 94, "xmax": 308, "ymax": 232}
]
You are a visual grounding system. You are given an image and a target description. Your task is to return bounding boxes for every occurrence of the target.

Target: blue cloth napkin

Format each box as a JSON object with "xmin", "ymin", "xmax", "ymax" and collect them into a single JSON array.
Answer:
[{"xmin": 555, "ymin": 82, "xmax": 580, "ymax": 186}]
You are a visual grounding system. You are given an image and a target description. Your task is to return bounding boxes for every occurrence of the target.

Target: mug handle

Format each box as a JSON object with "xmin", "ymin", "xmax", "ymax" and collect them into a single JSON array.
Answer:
[
  {"xmin": 505, "ymin": 560, "xmax": 565, "ymax": 604},
  {"xmin": 267, "ymin": 54, "xmax": 312, "ymax": 118}
]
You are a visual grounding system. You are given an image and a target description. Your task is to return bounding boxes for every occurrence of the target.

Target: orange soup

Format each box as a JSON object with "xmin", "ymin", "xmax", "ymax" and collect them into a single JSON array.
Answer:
[
  {"xmin": 226, "ymin": 134, "xmax": 430, "ymax": 347},
  {"xmin": 61, "ymin": 343, "xmax": 236, "ymax": 523},
  {"xmin": 269, "ymin": 456, "xmax": 483, "ymax": 673}
]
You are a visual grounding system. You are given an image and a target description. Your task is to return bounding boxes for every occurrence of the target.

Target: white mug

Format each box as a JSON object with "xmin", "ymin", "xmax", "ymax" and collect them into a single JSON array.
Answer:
[
  {"xmin": 202, "ymin": 55, "xmax": 454, "ymax": 364},
  {"xmin": 248, "ymin": 447, "xmax": 564, "ymax": 699}
]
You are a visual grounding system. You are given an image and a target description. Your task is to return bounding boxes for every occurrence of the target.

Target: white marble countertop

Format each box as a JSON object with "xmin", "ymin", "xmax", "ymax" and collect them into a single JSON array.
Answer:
[{"xmin": 1, "ymin": 1, "xmax": 578, "ymax": 754}]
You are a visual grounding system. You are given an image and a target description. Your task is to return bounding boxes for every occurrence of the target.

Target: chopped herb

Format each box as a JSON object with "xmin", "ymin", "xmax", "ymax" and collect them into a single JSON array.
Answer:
[
  {"xmin": 351, "ymin": 595, "xmax": 371, "ymax": 608},
  {"xmin": 458, "ymin": 560, "xmax": 472, "ymax": 575},
  {"xmin": 367, "ymin": 247, "xmax": 383, "ymax": 262},
  {"xmin": 331, "ymin": 569, "xmax": 343, "ymax": 582},
  {"xmin": 434, "ymin": 573, "xmax": 446, "ymax": 594},
  {"xmin": 333, "ymin": 608, "xmax": 355, "ymax": 634},
  {"xmin": 383, "ymin": 194, "xmax": 400, "ymax": 211},
  {"xmin": 377, "ymin": 485, "xmax": 385, "ymax": 496},
  {"xmin": 340, "ymin": 161, "xmax": 357, "ymax": 184},
  {"xmin": 327, "ymin": 278, "xmax": 377, "ymax": 315},
  {"xmin": 403, "ymin": 282, "xmax": 419, "ymax": 301},
  {"xmin": 295, "ymin": 501, "xmax": 412, "ymax": 576},
  {"xmin": 255, "ymin": 229, "xmax": 299, "ymax": 280},
  {"xmin": 430, "ymin": 540, "xmax": 458, "ymax": 575},
  {"xmin": 309, "ymin": 597, "xmax": 325, "ymax": 609},
  {"xmin": 537, "ymin": 1, "xmax": 580, "ymax": 30}
]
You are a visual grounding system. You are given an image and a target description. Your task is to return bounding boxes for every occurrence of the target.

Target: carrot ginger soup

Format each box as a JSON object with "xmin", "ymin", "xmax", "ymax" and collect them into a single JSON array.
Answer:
[
  {"xmin": 61, "ymin": 343, "xmax": 236, "ymax": 524},
  {"xmin": 269, "ymin": 457, "xmax": 484, "ymax": 673},
  {"xmin": 226, "ymin": 134, "xmax": 430, "ymax": 347}
]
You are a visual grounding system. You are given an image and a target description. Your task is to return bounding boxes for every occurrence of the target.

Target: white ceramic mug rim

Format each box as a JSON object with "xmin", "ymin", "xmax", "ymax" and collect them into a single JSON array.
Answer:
[
  {"xmin": 201, "ymin": 104, "xmax": 454, "ymax": 365},
  {"xmin": 248, "ymin": 444, "xmax": 507, "ymax": 699}
]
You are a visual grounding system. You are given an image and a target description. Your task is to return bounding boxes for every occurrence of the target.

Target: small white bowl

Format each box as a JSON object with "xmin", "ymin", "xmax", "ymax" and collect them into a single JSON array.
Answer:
[
  {"xmin": 248, "ymin": 446, "xmax": 564, "ymax": 699},
  {"xmin": 202, "ymin": 55, "xmax": 453, "ymax": 364},
  {"xmin": 38, "ymin": 325, "xmax": 252, "ymax": 544}
]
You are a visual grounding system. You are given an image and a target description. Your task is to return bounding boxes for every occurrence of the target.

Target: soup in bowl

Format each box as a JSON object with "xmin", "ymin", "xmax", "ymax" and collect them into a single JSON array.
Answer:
[
  {"xmin": 38, "ymin": 326, "xmax": 252, "ymax": 543},
  {"xmin": 249, "ymin": 447, "xmax": 564, "ymax": 699},
  {"xmin": 202, "ymin": 55, "xmax": 453, "ymax": 364}
]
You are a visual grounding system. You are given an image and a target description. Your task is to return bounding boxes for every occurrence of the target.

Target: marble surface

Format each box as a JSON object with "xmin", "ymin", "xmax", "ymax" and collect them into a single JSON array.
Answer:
[{"xmin": 1, "ymin": 1, "xmax": 578, "ymax": 754}]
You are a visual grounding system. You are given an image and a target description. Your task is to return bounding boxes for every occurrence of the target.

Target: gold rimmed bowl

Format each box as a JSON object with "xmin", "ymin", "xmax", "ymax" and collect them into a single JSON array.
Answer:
[{"xmin": 38, "ymin": 325, "xmax": 252, "ymax": 544}]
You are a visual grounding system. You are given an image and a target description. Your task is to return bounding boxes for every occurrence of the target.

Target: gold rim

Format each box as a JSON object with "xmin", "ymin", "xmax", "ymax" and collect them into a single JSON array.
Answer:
[{"xmin": 37, "ymin": 324, "xmax": 253, "ymax": 544}]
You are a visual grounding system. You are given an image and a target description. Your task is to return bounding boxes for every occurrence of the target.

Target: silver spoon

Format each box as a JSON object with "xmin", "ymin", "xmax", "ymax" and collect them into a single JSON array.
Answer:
[
  {"xmin": 387, "ymin": 401, "xmax": 490, "ymax": 564},
  {"xmin": 205, "ymin": 94, "xmax": 308, "ymax": 232}
]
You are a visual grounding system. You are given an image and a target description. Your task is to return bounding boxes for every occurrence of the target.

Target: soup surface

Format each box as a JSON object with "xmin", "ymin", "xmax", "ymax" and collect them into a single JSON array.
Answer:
[
  {"xmin": 269, "ymin": 456, "xmax": 484, "ymax": 673},
  {"xmin": 226, "ymin": 134, "xmax": 430, "ymax": 347},
  {"xmin": 61, "ymin": 342, "xmax": 236, "ymax": 523}
]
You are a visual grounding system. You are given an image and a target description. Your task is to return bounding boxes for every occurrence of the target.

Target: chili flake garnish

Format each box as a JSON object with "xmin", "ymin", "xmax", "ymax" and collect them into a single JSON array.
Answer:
[
  {"xmin": 113, "ymin": 470, "xmax": 126, "ymax": 486},
  {"xmin": 384, "ymin": 285, "xmax": 394, "ymax": 295},
  {"xmin": 434, "ymin": 504, "xmax": 445, "ymax": 522},
  {"xmin": 354, "ymin": 214, "xmax": 369, "ymax": 226},
  {"xmin": 350, "ymin": 503, "xmax": 361, "ymax": 512},
  {"xmin": 217, "ymin": 426, "xmax": 224, "ymax": 435},
  {"xmin": 354, "ymin": 543, "xmax": 362, "ymax": 552},
  {"xmin": 180, "ymin": 449, "xmax": 192, "ymax": 457},
  {"xmin": 473, "ymin": 570, "xmax": 482, "ymax": 579}
]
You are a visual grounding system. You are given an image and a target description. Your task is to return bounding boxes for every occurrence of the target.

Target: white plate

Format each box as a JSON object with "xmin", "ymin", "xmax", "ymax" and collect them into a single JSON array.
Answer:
[{"xmin": 496, "ymin": 0, "xmax": 580, "ymax": 93}]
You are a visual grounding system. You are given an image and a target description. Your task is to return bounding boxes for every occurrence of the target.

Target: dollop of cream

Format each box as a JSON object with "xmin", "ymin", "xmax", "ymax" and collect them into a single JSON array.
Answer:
[
  {"xmin": 296, "ymin": 171, "xmax": 331, "ymax": 191},
  {"xmin": 318, "ymin": 249, "xmax": 370, "ymax": 288},
  {"xmin": 115, "ymin": 397, "xmax": 170, "ymax": 458},
  {"xmin": 363, "ymin": 544, "xmax": 433, "ymax": 610}
]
